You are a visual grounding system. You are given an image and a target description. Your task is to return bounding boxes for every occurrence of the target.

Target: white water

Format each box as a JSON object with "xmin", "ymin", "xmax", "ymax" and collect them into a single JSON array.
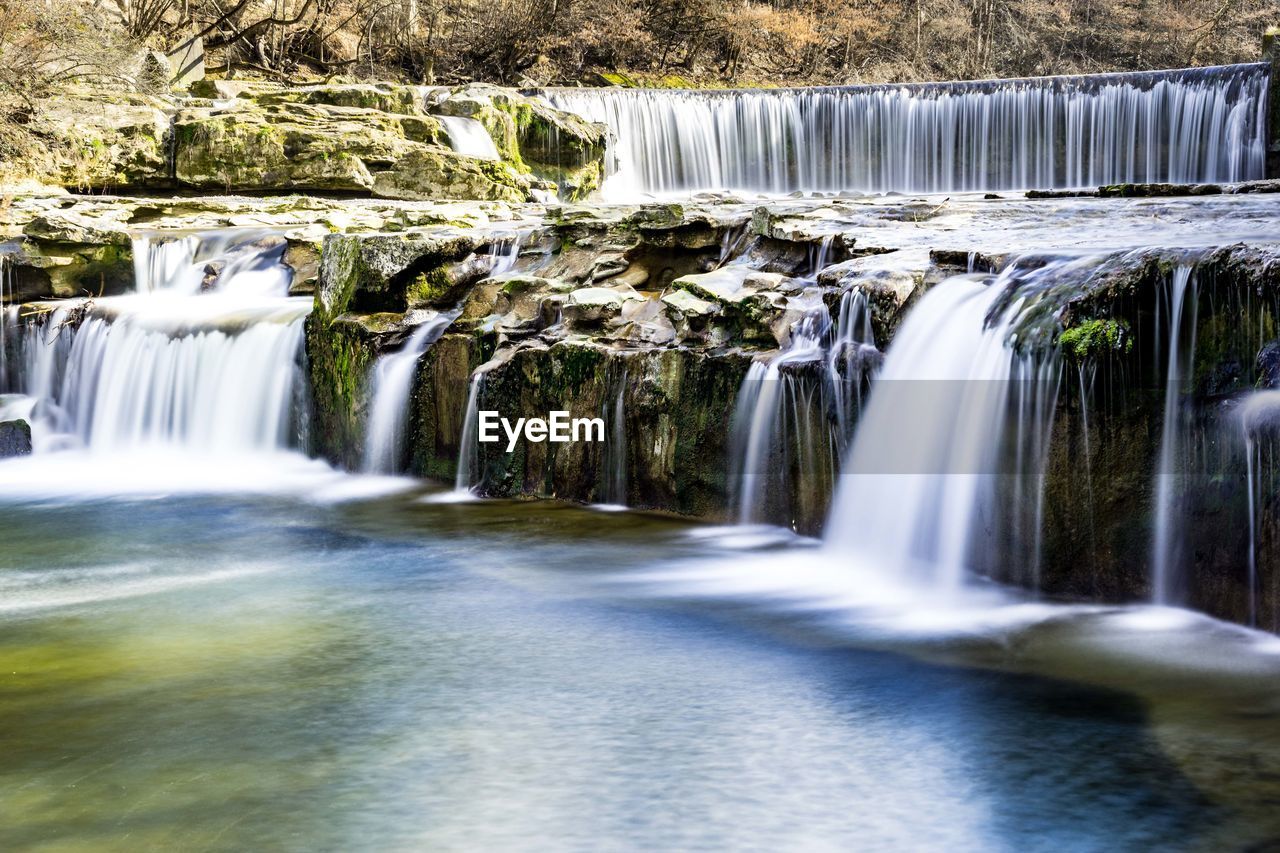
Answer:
[
  {"xmin": 1150, "ymin": 264, "xmax": 1198, "ymax": 605},
  {"xmin": 2, "ymin": 232, "xmax": 310, "ymax": 461},
  {"xmin": 548, "ymin": 63, "xmax": 1267, "ymax": 198},
  {"xmin": 733, "ymin": 308, "xmax": 829, "ymax": 524},
  {"xmin": 0, "ymin": 254, "xmax": 10, "ymax": 387},
  {"xmin": 364, "ymin": 311, "xmax": 457, "ymax": 474},
  {"xmin": 825, "ymin": 262, "xmax": 1063, "ymax": 592},
  {"xmin": 439, "ymin": 116, "xmax": 501, "ymax": 161},
  {"xmin": 453, "ymin": 373, "xmax": 485, "ymax": 494},
  {"xmin": 1239, "ymin": 391, "xmax": 1280, "ymax": 627}
]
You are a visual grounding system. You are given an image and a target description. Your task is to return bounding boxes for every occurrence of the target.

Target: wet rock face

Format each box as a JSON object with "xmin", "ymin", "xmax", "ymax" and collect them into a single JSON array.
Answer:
[
  {"xmin": 303, "ymin": 202, "xmax": 849, "ymax": 515},
  {"xmin": 982, "ymin": 245, "xmax": 1280, "ymax": 628},
  {"xmin": 406, "ymin": 340, "xmax": 752, "ymax": 515},
  {"xmin": 0, "ymin": 420, "xmax": 32, "ymax": 458}
]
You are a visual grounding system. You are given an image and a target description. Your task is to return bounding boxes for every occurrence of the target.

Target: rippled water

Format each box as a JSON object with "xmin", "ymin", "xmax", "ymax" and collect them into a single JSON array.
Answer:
[{"xmin": 2, "ymin": 472, "xmax": 1278, "ymax": 851}]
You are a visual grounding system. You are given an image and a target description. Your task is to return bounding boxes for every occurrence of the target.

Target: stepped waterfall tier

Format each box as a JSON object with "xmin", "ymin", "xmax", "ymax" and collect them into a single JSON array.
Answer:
[
  {"xmin": 5, "ymin": 53, "xmax": 1280, "ymax": 850},
  {"xmin": 548, "ymin": 63, "xmax": 1270, "ymax": 196},
  {"xmin": 1, "ymin": 232, "xmax": 310, "ymax": 459}
]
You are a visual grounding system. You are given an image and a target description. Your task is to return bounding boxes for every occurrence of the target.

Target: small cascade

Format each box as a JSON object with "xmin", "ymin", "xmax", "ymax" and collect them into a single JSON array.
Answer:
[
  {"xmin": 1150, "ymin": 264, "xmax": 1199, "ymax": 605},
  {"xmin": 730, "ymin": 286, "xmax": 877, "ymax": 528},
  {"xmin": 825, "ymin": 260, "xmax": 1067, "ymax": 591},
  {"xmin": 486, "ymin": 230, "xmax": 526, "ymax": 273},
  {"xmin": 599, "ymin": 365, "xmax": 628, "ymax": 507},
  {"xmin": 454, "ymin": 373, "xmax": 486, "ymax": 493},
  {"xmin": 547, "ymin": 63, "xmax": 1268, "ymax": 197},
  {"xmin": 1238, "ymin": 391, "xmax": 1280, "ymax": 627},
  {"xmin": 4, "ymin": 231, "xmax": 309, "ymax": 455},
  {"xmin": 364, "ymin": 311, "xmax": 458, "ymax": 474},
  {"xmin": 428, "ymin": 233, "xmax": 528, "ymax": 495},
  {"xmin": 439, "ymin": 116, "xmax": 501, "ymax": 161}
]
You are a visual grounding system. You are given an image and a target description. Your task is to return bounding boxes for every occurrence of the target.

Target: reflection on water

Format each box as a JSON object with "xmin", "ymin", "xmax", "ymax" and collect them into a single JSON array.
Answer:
[{"xmin": 0, "ymin": 490, "xmax": 1275, "ymax": 850}]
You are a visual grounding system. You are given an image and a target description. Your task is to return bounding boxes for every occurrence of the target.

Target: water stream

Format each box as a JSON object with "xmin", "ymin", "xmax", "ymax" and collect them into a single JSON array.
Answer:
[
  {"xmin": 439, "ymin": 115, "xmax": 501, "ymax": 160},
  {"xmin": 364, "ymin": 311, "xmax": 457, "ymax": 474}
]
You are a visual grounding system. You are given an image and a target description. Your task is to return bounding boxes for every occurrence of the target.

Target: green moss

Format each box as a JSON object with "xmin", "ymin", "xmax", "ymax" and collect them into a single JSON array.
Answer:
[
  {"xmin": 1059, "ymin": 318, "xmax": 1133, "ymax": 359},
  {"xmin": 598, "ymin": 71, "xmax": 640, "ymax": 87},
  {"xmin": 406, "ymin": 266, "xmax": 453, "ymax": 305},
  {"xmin": 551, "ymin": 342, "xmax": 607, "ymax": 389}
]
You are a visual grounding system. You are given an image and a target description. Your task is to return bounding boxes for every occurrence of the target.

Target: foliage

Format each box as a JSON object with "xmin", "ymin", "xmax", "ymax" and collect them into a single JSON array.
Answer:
[{"xmin": 2, "ymin": 0, "xmax": 1276, "ymax": 100}]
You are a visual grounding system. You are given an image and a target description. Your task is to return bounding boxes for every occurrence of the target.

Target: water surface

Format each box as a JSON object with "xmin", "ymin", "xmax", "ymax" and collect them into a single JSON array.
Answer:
[{"xmin": 2, "ymin": 484, "xmax": 1276, "ymax": 851}]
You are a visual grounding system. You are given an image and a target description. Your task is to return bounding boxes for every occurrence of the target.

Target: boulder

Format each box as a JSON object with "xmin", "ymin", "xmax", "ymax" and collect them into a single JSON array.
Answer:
[
  {"xmin": 370, "ymin": 148, "xmax": 529, "ymax": 203},
  {"xmin": 173, "ymin": 102, "xmax": 408, "ymax": 192},
  {"xmin": 0, "ymin": 420, "xmax": 33, "ymax": 458},
  {"xmin": 563, "ymin": 286, "xmax": 643, "ymax": 326}
]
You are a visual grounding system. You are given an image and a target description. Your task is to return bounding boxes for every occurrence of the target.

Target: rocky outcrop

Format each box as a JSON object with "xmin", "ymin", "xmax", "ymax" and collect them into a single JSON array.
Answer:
[
  {"xmin": 14, "ymin": 93, "xmax": 171, "ymax": 191},
  {"xmin": 303, "ymin": 201, "xmax": 847, "ymax": 516},
  {"xmin": 8, "ymin": 187, "xmax": 1280, "ymax": 632},
  {"xmin": 433, "ymin": 83, "xmax": 607, "ymax": 200},
  {"xmin": 3, "ymin": 82, "xmax": 606, "ymax": 202}
]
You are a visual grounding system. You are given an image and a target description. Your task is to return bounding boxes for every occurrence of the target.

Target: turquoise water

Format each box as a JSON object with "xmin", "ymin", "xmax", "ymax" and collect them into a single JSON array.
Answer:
[{"xmin": 0, "ymin": 485, "xmax": 1276, "ymax": 851}]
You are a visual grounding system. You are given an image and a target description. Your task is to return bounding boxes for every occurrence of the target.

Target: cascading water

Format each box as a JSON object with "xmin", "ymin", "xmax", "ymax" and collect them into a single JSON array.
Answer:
[
  {"xmin": 1150, "ymin": 264, "xmax": 1199, "ymax": 605},
  {"xmin": 824, "ymin": 260, "xmax": 1065, "ymax": 591},
  {"xmin": 730, "ymin": 285, "xmax": 877, "ymax": 528},
  {"xmin": 4, "ymin": 231, "xmax": 310, "ymax": 456},
  {"xmin": 439, "ymin": 116, "xmax": 501, "ymax": 161},
  {"xmin": 364, "ymin": 311, "xmax": 458, "ymax": 474},
  {"xmin": 0, "ymin": 253, "xmax": 10, "ymax": 387},
  {"xmin": 1240, "ymin": 391, "xmax": 1280, "ymax": 628},
  {"xmin": 454, "ymin": 373, "xmax": 485, "ymax": 494},
  {"xmin": 598, "ymin": 365, "xmax": 628, "ymax": 508},
  {"xmin": 547, "ymin": 63, "xmax": 1268, "ymax": 198}
]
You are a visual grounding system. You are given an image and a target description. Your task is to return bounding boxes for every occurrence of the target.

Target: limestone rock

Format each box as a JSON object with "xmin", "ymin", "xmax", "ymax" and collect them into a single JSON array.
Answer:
[
  {"xmin": 563, "ymin": 286, "xmax": 643, "ymax": 325},
  {"xmin": 371, "ymin": 148, "xmax": 528, "ymax": 203},
  {"xmin": 25, "ymin": 94, "xmax": 171, "ymax": 190}
]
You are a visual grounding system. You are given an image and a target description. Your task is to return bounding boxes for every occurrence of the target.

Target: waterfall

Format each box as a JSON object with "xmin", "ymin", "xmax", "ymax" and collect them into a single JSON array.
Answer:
[
  {"xmin": 599, "ymin": 365, "xmax": 628, "ymax": 508},
  {"xmin": 730, "ymin": 287, "xmax": 877, "ymax": 528},
  {"xmin": 423, "ymin": 233, "xmax": 526, "ymax": 496},
  {"xmin": 1150, "ymin": 264, "xmax": 1198, "ymax": 605},
  {"xmin": 546, "ymin": 63, "xmax": 1268, "ymax": 197},
  {"xmin": 733, "ymin": 311, "xmax": 828, "ymax": 525},
  {"xmin": 454, "ymin": 373, "xmax": 485, "ymax": 493},
  {"xmin": 439, "ymin": 116, "xmax": 501, "ymax": 161},
  {"xmin": 1238, "ymin": 391, "xmax": 1280, "ymax": 627},
  {"xmin": 824, "ymin": 261, "xmax": 1065, "ymax": 591},
  {"xmin": 364, "ymin": 311, "xmax": 458, "ymax": 474},
  {"xmin": 6, "ymin": 231, "xmax": 310, "ymax": 455}
]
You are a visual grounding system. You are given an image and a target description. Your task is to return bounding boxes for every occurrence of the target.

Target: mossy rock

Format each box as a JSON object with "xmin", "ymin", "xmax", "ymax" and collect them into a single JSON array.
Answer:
[{"xmin": 1059, "ymin": 318, "xmax": 1133, "ymax": 360}]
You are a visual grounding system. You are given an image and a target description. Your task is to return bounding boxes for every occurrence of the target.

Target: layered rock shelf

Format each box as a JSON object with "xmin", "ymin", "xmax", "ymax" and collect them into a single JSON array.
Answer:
[{"xmin": 6, "ymin": 82, "xmax": 606, "ymax": 203}]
